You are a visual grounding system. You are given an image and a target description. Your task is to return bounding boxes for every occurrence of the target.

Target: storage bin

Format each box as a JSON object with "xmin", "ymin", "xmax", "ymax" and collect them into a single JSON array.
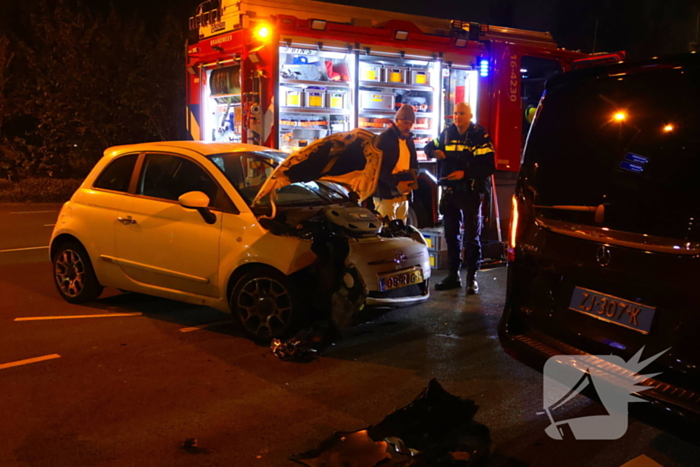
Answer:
[
  {"xmin": 304, "ymin": 87, "xmax": 326, "ymax": 107},
  {"xmin": 383, "ymin": 66, "xmax": 408, "ymax": 83},
  {"xmin": 359, "ymin": 62, "xmax": 382, "ymax": 82},
  {"xmin": 421, "ymin": 227, "xmax": 447, "ymax": 251},
  {"xmin": 285, "ymin": 89, "xmax": 303, "ymax": 107},
  {"xmin": 360, "ymin": 91, "xmax": 395, "ymax": 110},
  {"xmin": 429, "ymin": 250, "xmax": 449, "ymax": 269},
  {"xmin": 327, "ymin": 91, "xmax": 346, "ymax": 109},
  {"xmin": 410, "ymin": 69, "xmax": 430, "ymax": 85}
]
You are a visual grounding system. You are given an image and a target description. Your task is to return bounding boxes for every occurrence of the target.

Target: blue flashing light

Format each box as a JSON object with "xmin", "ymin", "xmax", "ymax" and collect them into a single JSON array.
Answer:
[{"xmin": 479, "ymin": 59, "xmax": 489, "ymax": 77}]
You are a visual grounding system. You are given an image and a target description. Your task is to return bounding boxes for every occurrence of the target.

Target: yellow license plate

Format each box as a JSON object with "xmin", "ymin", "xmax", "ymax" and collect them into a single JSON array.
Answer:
[{"xmin": 379, "ymin": 267, "xmax": 424, "ymax": 292}]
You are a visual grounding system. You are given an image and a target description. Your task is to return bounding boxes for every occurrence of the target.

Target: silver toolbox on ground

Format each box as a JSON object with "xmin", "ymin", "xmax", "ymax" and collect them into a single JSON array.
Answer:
[
  {"xmin": 359, "ymin": 91, "xmax": 395, "ymax": 110},
  {"xmin": 429, "ymin": 250, "xmax": 449, "ymax": 269},
  {"xmin": 359, "ymin": 62, "xmax": 382, "ymax": 82},
  {"xmin": 421, "ymin": 227, "xmax": 447, "ymax": 251},
  {"xmin": 409, "ymin": 68, "xmax": 431, "ymax": 85},
  {"xmin": 383, "ymin": 66, "xmax": 408, "ymax": 83}
]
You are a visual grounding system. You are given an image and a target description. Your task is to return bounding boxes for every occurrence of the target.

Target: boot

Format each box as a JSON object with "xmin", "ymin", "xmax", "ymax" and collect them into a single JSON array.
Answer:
[
  {"xmin": 435, "ymin": 272, "xmax": 462, "ymax": 291},
  {"xmin": 466, "ymin": 278, "xmax": 479, "ymax": 295}
]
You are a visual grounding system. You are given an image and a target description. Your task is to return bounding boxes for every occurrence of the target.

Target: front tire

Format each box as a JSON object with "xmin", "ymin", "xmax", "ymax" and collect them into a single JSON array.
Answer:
[
  {"xmin": 52, "ymin": 241, "xmax": 104, "ymax": 303},
  {"xmin": 229, "ymin": 267, "xmax": 301, "ymax": 342}
]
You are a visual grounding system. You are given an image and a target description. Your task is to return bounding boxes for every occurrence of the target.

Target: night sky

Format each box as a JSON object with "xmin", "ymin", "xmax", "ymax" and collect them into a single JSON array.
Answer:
[
  {"xmin": 156, "ymin": 0, "xmax": 700, "ymax": 59},
  {"xmin": 2, "ymin": 0, "xmax": 699, "ymax": 59}
]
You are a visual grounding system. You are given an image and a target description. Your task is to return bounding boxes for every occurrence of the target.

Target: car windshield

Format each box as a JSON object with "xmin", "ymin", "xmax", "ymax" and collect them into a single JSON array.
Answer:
[
  {"xmin": 522, "ymin": 64, "xmax": 700, "ymax": 243},
  {"xmin": 207, "ymin": 151, "xmax": 348, "ymax": 206}
]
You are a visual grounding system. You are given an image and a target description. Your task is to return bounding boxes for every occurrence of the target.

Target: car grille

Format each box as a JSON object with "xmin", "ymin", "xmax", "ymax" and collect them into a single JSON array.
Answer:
[{"xmin": 368, "ymin": 281, "xmax": 428, "ymax": 299}]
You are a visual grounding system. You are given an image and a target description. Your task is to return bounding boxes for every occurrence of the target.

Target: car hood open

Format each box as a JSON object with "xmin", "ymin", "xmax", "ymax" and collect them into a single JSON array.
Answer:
[{"xmin": 252, "ymin": 129, "xmax": 382, "ymax": 209}]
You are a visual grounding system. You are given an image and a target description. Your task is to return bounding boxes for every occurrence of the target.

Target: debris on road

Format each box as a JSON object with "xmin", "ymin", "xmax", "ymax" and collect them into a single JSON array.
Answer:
[
  {"xmin": 291, "ymin": 378, "xmax": 491, "ymax": 466},
  {"xmin": 270, "ymin": 322, "xmax": 338, "ymax": 362}
]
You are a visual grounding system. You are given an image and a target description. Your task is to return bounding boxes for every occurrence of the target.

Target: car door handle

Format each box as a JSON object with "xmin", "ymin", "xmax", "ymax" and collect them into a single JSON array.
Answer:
[{"xmin": 117, "ymin": 216, "xmax": 137, "ymax": 225}]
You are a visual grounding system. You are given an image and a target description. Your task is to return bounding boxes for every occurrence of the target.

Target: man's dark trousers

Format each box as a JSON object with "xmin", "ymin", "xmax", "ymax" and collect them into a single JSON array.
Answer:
[{"xmin": 442, "ymin": 190, "xmax": 483, "ymax": 279}]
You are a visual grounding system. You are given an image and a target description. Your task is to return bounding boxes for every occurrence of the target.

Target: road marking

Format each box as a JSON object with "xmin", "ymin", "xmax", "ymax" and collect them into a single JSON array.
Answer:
[
  {"xmin": 0, "ymin": 354, "xmax": 61, "ymax": 370},
  {"xmin": 0, "ymin": 246, "xmax": 49, "ymax": 253},
  {"xmin": 9, "ymin": 210, "xmax": 57, "ymax": 214},
  {"xmin": 15, "ymin": 312, "xmax": 142, "ymax": 321}
]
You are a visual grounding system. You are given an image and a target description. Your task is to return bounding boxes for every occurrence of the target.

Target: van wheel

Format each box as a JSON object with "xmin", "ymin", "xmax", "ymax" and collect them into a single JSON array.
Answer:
[
  {"xmin": 52, "ymin": 242, "xmax": 104, "ymax": 303},
  {"xmin": 230, "ymin": 267, "xmax": 301, "ymax": 342}
]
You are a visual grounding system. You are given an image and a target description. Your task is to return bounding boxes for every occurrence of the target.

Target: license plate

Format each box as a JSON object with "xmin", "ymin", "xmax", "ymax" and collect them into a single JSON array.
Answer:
[
  {"xmin": 379, "ymin": 267, "xmax": 424, "ymax": 292},
  {"xmin": 568, "ymin": 287, "xmax": 656, "ymax": 334}
]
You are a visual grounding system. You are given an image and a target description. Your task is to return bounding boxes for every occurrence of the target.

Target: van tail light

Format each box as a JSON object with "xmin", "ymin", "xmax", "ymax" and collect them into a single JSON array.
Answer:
[{"xmin": 507, "ymin": 195, "xmax": 519, "ymax": 261}]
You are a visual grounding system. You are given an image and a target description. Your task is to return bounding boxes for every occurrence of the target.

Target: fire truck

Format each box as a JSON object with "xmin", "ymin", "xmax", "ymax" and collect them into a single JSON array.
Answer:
[{"xmin": 185, "ymin": 0, "xmax": 622, "ymax": 236}]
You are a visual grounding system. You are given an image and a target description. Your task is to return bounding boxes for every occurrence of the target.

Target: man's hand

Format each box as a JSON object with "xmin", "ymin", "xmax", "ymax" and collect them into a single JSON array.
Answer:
[
  {"xmin": 443, "ymin": 170, "xmax": 465, "ymax": 181},
  {"xmin": 433, "ymin": 150, "xmax": 447, "ymax": 160},
  {"xmin": 396, "ymin": 180, "xmax": 414, "ymax": 195}
]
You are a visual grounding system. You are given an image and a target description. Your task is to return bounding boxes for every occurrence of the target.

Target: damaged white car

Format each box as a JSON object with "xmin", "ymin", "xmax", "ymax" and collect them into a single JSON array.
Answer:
[{"xmin": 50, "ymin": 130, "xmax": 431, "ymax": 340}]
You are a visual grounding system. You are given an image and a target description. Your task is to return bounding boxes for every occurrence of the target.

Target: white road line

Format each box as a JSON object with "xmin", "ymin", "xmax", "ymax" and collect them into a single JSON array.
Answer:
[
  {"xmin": 9, "ymin": 210, "xmax": 57, "ymax": 214},
  {"xmin": 0, "ymin": 246, "xmax": 49, "ymax": 253},
  {"xmin": 0, "ymin": 354, "xmax": 61, "ymax": 370},
  {"xmin": 15, "ymin": 312, "xmax": 142, "ymax": 321}
]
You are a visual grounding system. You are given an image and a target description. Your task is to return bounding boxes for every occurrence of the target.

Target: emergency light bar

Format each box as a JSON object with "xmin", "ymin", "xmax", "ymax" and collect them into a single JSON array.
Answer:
[{"xmin": 479, "ymin": 59, "xmax": 489, "ymax": 77}]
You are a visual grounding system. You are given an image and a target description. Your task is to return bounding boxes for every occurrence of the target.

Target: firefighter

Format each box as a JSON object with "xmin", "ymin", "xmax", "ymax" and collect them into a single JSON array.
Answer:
[
  {"xmin": 424, "ymin": 102, "xmax": 495, "ymax": 293},
  {"xmin": 372, "ymin": 104, "xmax": 419, "ymax": 223}
]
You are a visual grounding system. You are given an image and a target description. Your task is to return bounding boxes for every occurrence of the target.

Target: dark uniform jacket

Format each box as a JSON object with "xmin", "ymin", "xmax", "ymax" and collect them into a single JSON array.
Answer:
[
  {"xmin": 424, "ymin": 122, "xmax": 495, "ymax": 194},
  {"xmin": 373, "ymin": 123, "xmax": 419, "ymax": 199}
]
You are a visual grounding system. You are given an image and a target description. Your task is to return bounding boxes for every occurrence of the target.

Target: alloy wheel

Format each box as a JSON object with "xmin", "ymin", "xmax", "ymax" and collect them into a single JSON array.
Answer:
[
  {"xmin": 236, "ymin": 277, "xmax": 293, "ymax": 337},
  {"xmin": 54, "ymin": 249, "xmax": 86, "ymax": 298}
]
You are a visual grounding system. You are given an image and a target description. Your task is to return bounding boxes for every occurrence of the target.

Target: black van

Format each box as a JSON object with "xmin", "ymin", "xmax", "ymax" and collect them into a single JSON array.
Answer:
[{"xmin": 498, "ymin": 53, "xmax": 700, "ymax": 423}]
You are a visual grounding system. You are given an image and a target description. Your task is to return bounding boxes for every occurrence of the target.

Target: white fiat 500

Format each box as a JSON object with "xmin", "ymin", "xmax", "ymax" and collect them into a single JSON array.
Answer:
[{"xmin": 50, "ymin": 130, "xmax": 430, "ymax": 340}]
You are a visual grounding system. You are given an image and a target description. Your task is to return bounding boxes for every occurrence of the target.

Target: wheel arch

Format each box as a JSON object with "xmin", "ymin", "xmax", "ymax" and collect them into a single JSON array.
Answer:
[
  {"xmin": 225, "ymin": 262, "xmax": 286, "ymax": 307},
  {"xmin": 50, "ymin": 233, "xmax": 84, "ymax": 260}
]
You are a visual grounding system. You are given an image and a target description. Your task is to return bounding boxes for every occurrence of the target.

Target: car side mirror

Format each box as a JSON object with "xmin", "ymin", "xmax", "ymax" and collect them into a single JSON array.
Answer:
[
  {"xmin": 178, "ymin": 191, "xmax": 217, "ymax": 224},
  {"xmin": 178, "ymin": 191, "xmax": 210, "ymax": 208}
]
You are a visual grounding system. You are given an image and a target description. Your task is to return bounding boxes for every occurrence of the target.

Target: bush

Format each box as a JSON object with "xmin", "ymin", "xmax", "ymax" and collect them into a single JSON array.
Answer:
[{"xmin": 0, "ymin": 177, "xmax": 82, "ymax": 202}]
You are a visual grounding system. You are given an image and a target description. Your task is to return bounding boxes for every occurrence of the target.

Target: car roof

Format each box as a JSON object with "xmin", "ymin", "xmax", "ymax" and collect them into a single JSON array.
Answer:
[
  {"xmin": 547, "ymin": 52, "xmax": 700, "ymax": 91},
  {"xmin": 104, "ymin": 141, "xmax": 285, "ymax": 158}
]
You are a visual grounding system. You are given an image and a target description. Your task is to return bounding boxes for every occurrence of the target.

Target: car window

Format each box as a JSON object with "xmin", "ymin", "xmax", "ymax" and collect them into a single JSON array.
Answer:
[
  {"xmin": 138, "ymin": 153, "xmax": 218, "ymax": 206},
  {"xmin": 208, "ymin": 151, "xmax": 349, "ymax": 206},
  {"xmin": 522, "ymin": 66, "xmax": 700, "ymax": 243},
  {"xmin": 208, "ymin": 151, "xmax": 282, "ymax": 204},
  {"xmin": 93, "ymin": 154, "xmax": 138, "ymax": 192}
]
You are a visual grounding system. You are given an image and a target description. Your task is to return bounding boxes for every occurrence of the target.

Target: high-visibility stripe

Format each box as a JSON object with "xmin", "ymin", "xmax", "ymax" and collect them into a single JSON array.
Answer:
[{"xmin": 474, "ymin": 147, "xmax": 493, "ymax": 156}]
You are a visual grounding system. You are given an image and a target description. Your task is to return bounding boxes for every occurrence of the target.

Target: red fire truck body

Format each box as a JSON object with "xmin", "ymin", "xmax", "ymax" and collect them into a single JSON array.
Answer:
[{"xmin": 185, "ymin": 0, "xmax": 621, "ymax": 229}]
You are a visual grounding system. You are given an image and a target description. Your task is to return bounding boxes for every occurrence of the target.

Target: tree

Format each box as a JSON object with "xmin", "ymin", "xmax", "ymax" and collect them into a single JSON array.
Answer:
[{"xmin": 7, "ymin": 0, "xmax": 186, "ymax": 179}]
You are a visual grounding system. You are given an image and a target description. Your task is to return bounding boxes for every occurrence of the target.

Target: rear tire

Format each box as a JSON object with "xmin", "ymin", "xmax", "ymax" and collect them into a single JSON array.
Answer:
[
  {"xmin": 52, "ymin": 241, "xmax": 104, "ymax": 303},
  {"xmin": 229, "ymin": 267, "xmax": 302, "ymax": 342}
]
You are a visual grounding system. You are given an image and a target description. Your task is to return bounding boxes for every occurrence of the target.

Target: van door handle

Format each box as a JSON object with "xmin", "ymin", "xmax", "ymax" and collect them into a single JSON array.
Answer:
[{"xmin": 117, "ymin": 216, "xmax": 137, "ymax": 225}]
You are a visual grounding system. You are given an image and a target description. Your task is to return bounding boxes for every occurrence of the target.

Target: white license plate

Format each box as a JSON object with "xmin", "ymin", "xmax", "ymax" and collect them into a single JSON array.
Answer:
[
  {"xmin": 378, "ymin": 267, "xmax": 424, "ymax": 292},
  {"xmin": 568, "ymin": 287, "xmax": 656, "ymax": 334}
]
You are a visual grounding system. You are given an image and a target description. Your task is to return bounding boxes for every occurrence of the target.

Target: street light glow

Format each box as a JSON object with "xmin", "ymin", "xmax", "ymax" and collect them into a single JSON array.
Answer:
[{"xmin": 613, "ymin": 111, "xmax": 627, "ymax": 122}]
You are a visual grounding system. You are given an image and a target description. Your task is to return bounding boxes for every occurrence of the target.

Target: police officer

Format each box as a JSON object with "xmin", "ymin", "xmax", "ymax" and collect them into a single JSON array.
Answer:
[{"xmin": 424, "ymin": 102, "xmax": 495, "ymax": 293}]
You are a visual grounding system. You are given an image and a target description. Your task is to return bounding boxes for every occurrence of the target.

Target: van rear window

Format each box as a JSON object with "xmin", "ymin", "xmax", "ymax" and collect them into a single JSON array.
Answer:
[{"xmin": 522, "ymin": 66, "xmax": 700, "ymax": 243}]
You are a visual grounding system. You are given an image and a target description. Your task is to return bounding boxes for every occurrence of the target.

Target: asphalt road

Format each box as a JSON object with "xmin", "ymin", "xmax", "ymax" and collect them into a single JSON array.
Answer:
[{"xmin": 1, "ymin": 204, "xmax": 698, "ymax": 467}]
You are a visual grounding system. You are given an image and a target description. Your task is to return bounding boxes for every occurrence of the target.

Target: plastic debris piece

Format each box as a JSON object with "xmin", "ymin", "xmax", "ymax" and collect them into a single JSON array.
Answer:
[
  {"xmin": 182, "ymin": 438, "xmax": 197, "ymax": 449},
  {"xmin": 291, "ymin": 430, "xmax": 391, "ymax": 466},
  {"xmin": 271, "ymin": 322, "xmax": 337, "ymax": 362}
]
